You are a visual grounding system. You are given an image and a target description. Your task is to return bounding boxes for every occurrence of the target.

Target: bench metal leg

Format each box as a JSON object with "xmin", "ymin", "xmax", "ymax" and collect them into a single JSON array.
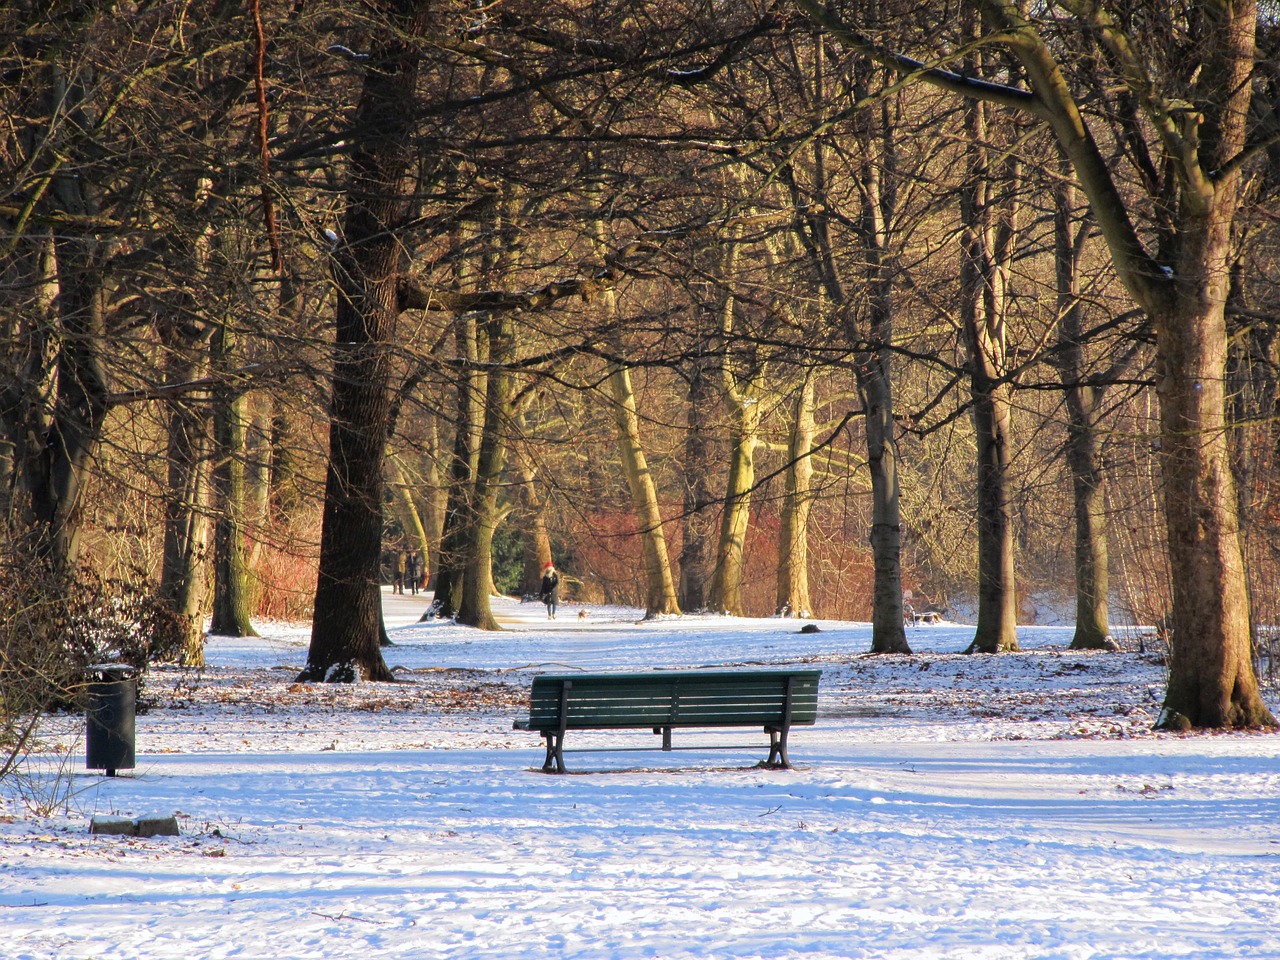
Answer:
[
  {"xmin": 765, "ymin": 726, "xmax": 791, "ymax": 769},
  {"xmin": 541, "ymin": 730, "xmax": 568, "ymax": 773}
]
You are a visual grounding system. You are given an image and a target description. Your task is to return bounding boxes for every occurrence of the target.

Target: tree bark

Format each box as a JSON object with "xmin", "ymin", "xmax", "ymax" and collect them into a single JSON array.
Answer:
[
  {"xmin": 428, "ymin": 314, "xmax": 483, "ymax": 621},
  {"xmin": 456, "ymin": 312, "xmax": 512, "ymax": 632},
  {"xmin": 302, "ymin": 5, "xmax": 429, "ymax": 682},
  {"xmin": 855, "ymin": 117, "xmax": 911, "ymax": 654},
  {"xmin": 593, "ymin": 213, "xmax": 681, "ymax": 619},
  {"xmin": 961, "ymin": 96, "xmax": 1019, "ymax": 654},
  {"xmin": 606, "ymin": 347, "xmax": 683, "ymax": 619},
  {"xmin": 709, "ymin": 385, "xmax": 760, "ymax": 617},
  {"xmin": 776, "ymin": 373, "xmax": 815, "ymax": 618},
  {"xmin": 30, "ymin": 66, "xmax": 110, "ymax": 576},
  {"xmin": 1054, "ymin": 177, "xmax": 1113, "ymax": 651},
  {"xmin": 209, "ymin": 320, "xmax": 258, "ymax": 639},
  {"xmin": 679, "ymin": 356, "xmax": 718, "ymax": 613},
  {"xmin": 159, "ymin": 344, "xmax": 211, "ymax": 665}
]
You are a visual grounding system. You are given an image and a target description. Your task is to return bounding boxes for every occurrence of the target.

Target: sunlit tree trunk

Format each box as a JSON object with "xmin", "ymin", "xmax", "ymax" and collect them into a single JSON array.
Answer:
[
  {"xmin": 209, "ymin": 320, "xmax": 258, "ymax": 638},
  {"xmin": 30, "ymin": 68, "xmax": 110, "ymax": 576},
  {"xmin": 856, "ymin": 121, "xmax": 910, "ymax": 654},
  {"xmin": 388, "ymin": 453, "xmax": 430, "ymax": 579},
  {"xmin": 707, "ymin": 224, "xmax": 759, "ymax": 617},
  {"xmin": 593, "ymin": 212, "xmax": 680, "ymax": 618},
  {"xmin": 428, "ymin": 313, "xmax": 482, "ymax": 621},
  {"xmin": 961, "ymin": 95, "xmax": 1019, "ymax": 654},
  {"xmin": 457, "ymin": 312, "xmax": 512, "ymax": 632},
  {"xmin": 776, "ymin": 373, "xmax": 815, "ymax": 618},
  {"xmin": 1054, "ymin": 176, "xmax": 1113, "ymax": 651}
]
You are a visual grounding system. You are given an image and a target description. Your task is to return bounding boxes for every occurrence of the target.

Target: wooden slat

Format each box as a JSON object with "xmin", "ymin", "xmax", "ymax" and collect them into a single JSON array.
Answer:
[{"xmin": 519, "ymin": 669, "xmax": 821, "ymax": 731}]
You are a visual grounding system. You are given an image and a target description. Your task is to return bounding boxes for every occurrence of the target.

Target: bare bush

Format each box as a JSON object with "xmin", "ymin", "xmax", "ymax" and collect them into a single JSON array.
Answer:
[{"xmin": 0, "ymin": 550, "xmax": 182, "ymax": 783}]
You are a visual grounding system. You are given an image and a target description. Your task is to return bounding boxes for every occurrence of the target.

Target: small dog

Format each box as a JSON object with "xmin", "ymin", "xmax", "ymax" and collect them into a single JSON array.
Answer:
[{"xmin": 577, "ymin": 609, "xmax": 588, "ymax": 620}]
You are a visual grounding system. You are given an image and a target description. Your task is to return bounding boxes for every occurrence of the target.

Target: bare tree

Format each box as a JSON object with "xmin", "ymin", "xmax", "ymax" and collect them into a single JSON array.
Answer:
[{"xmin": 796, "ymin": 0, "xmax": 1275, "ymax": 727}]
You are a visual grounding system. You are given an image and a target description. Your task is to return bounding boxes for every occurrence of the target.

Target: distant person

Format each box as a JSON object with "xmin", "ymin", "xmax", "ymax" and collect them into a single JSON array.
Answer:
[
  {"xmin": 540, "ymin": 561, "xmax": 560, "ymax": 620},
  {"xmin": 393, "ymin": 551, "xmax": 405, "ymax": 595},
  {"xmin": 406, "ymin": 552, "xmax": 420, "ymax": 596}
]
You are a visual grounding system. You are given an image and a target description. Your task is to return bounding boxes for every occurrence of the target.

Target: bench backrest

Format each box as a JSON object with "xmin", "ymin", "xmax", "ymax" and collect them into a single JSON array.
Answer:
[{"xmin": 523, "ymin": 669, "xmax": 821, "ymax": 731}]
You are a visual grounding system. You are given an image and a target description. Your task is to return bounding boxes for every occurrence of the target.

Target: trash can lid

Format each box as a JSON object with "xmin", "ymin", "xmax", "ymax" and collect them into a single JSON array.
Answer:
[{"xmin": 85, "ymin": 663, "xmax": 137, "ymax": 680}]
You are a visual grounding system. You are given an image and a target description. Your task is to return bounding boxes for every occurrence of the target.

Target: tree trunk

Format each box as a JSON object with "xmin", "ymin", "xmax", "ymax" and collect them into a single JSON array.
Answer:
[
  {"xmin": 31, "ymin": 89, "xmax": 110, "ymax": 575},
  {"xmin": 1155, "ymin": 234, "xmax": 1272, "ymax": 727},
  {"xmin": 0, "ymin": 230, "xmax": 57, "ymax": 541},
  {"xmin": 679, "ymin": 356, "xmax": 718, "ymax": 612},
  {"xmin": 457, "ymin": 313, "xmax": 512, "ymax": 632},
  {"xmin": 388, "ymin": 453, "xmax": 430, "ymax": 580},
  {"xmin": 606, "ymin": 348, "xmax": 682, "ymax": 618},
  {"xmin": 708, "ymin": 383, "xmax": 760, "ymax": 617},
  {"xmin": 856, "ymin": 126, "xmax": 911, "ymax": 654},
  {"xmin": 776, "ymin": 374, "xmax": 815, "ymax": 618},
  {"xmin": 423, "ymin": 414, "xmax": 447, "ymax": 590},
  {"xmin": 209, "ymin": 321, "xmax": 258, "ymax": 638},
  {"xmin": 961, "ymin": 97, "xmax": 1019, "ymax": 654},
  {"xmin": 707, "ymin": 225, "xmax": 758, "ymax": 617},
  {"xmin": 1055, "ymin": 177, "xmax": 1113, "ymax": 651},
  {"xmin": 593, "ymin": 211, "xmax": 680, "ymax": 619},
  {"xmin": 159, "ymin": 345, "xmax": 211, "ymax": 665},
  {"xmin": 302, "ymin": 6, "xmax": 428, "ymax": 682},
  {"xmin": 428, "ymin": 313, "xmax": 483, "ymax": 620}
]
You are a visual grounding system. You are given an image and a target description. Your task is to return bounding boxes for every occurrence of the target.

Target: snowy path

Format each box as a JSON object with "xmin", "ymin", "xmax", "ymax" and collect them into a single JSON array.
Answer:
[{"xmin": 2, "ymin": 594, "xmax": 1278, "ymax": 959}]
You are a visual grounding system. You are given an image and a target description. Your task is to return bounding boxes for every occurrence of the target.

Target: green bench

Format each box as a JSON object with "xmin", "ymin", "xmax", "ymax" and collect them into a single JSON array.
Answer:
[{"xmin": 513, "ymin": 669, "xmax": 822, "ymax": 773}]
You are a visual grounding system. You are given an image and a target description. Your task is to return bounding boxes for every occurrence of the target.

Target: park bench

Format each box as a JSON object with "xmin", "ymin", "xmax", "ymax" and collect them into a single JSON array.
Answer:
[{"xmin": 513, "ymin": 668, "xmax": 822, "ymax": 773}]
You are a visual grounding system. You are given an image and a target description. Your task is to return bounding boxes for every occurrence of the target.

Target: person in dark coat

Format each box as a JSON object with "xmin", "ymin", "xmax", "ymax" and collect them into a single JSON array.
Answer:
[
  {"xmin": 393, "ymin": 551, "xmax": 405, "ymax": 594},
  {"xmin": 539, "ymin": 561, "xmax": 560, "ymax": 620},
  {"xmin": 406, "ymin": 552, "xmax": 420, "ymax": 596}
]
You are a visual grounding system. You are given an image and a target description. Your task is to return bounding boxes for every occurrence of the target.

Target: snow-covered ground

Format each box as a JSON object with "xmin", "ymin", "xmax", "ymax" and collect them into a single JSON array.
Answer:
[{"xmin": 3, "ymin": 592, "xmax": 1279, "ymax": 960}]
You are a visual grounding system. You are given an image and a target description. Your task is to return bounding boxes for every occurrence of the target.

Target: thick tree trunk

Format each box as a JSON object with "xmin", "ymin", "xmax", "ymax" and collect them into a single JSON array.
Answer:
[
  {"xmin": 607, "ymin": 351, "xmax": 682, "ymax": 618},
  {"xmin": 457, "ymin": 313, "xmax": 512, "ymax": 632},
  {"xmin": 209, "ymin": 322, "xmax": 258, "ymax": 639},
  {"xmin": 862, "ymin": 361, "xmax": 911, "ymax": 653},
  {"xmin": 857, "ymin": 144, "xmax": 911, "ymax": 654},
  {"xmin": 961, "ymin": 99, "xmax": 1019, "ymax": 654},
  {"xmin": 679, "ymin": 356, "xmax": 717, "ymax": 612},
  {"xmin": 776, "ymin": 375, "xmax": 815, "ymax": 619},
  {"xmin": 1155, "ymin": 234, "xmax": 1272, "ymax": 727},
  {"xmin": 428, "ymin": 314, "xmax": 483, "ymax": 621},
  {"xmin": 302, "ymin": 6, "xmax": 428, "ymax": 682},
  {"xmin": 708, "ymin": 393, "xmax": 760, "ymax": 617},
  {"xmin": 32, "ymin": 158, "xmax": 109, "ymax": 575},
  {"xmin": 159, "ymin": 353, "xmax": 211, "ymax": 665},
  {"xmin": 0, "ymin": 231, "xmax": 56, "ymax": 540},
  {"xmin": 592, "ymin": 211, "xmax": 680, "ymax": 618},
  {"xmin": 1055, "ymin": 178, "xmax": 1113, "ymax": 651}
]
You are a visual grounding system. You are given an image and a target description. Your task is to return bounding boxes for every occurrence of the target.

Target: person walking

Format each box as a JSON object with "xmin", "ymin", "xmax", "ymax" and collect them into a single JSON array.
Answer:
[
  {"xmin": 406, "ymin": 552, "xmax": 420, "ymax": 596},
  {"xmin": 393, "ymin": 551, "xmax": 405, "ymax": 595},
  {"xmin": 539, "ymin": 561, "xmax": 560, "ymax": 620}
]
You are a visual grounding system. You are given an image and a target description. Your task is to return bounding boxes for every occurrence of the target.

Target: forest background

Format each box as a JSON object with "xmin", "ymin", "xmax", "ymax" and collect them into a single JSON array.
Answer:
[{"xmin": 2, "ymin": 1, "xmax": 1279, "ymax": 734}]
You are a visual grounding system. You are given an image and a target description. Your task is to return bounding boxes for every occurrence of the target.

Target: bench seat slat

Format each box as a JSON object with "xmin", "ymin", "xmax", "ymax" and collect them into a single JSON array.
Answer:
[{"xmin": 515, "ymin": 669, "xmax": 822, "ymax": 770}]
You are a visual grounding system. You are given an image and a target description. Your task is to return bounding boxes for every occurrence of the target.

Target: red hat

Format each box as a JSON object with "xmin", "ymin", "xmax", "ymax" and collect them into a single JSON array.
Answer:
[{"xmin": 544, "ymin": 561, "xmax": 554, "ymax": 569}]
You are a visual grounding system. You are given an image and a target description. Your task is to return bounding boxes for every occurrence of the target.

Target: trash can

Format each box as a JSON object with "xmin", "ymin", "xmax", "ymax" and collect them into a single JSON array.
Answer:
[{"xmin": 85, "ymin": 663, "xmax": 136, "ymax": 776}]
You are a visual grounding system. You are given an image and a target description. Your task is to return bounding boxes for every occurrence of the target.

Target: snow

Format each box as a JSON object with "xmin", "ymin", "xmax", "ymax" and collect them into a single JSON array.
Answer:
[{"xmin": 3, "ymin": 591, "xmax": 1279, "ymax": 959}]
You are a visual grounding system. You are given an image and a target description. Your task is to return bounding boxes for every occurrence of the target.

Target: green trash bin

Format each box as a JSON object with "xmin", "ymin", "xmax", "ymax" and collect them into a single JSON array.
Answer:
[{"xmin": 85, "ymin": 663, "xmax": 136, "ymax": 776}]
